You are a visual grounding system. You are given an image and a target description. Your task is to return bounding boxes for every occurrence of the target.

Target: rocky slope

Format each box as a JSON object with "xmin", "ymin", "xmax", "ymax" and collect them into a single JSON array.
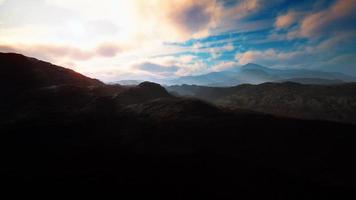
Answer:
[
  {"xmin": 167, "ymin": 82, "xmax": 356, "ymax": 124},
  {"xmin": 1, "ymin": 53, "xmax": 356, "ymax": 198},
  {"xmin": 0, "ymin": 53, "xmax": 102, "ymax": 94}
]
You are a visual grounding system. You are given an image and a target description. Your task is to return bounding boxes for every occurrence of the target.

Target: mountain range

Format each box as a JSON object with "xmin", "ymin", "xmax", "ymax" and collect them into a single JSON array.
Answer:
[
  {"xmin": 166, "ymin": 63, "xmax": 356, "ymax": 86},
  {"xmin": 1, "ymin": 52, "xmax": 356, "ymax": 198},
  {"xmin": 167, "ymin": 82, "xmax": 356, "ymax": 124}
]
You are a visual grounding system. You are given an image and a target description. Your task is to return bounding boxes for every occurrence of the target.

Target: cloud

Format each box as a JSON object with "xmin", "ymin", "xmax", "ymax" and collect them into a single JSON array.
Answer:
[
  {"xmin": 275, "ymin": 11, "xmax": 299, "ymax": 29},
  {"xmin": 321, "ymin": 54, "xmax": 356, "ymax": 75},
  {"xmin": 0, "ymin": 44, "xmax": 15, "ymax": 52},
  {"xmin": 176, "ymin": 60, "xmax": 208, "ymax": 76},
  {"xmin": 235, "ymin": 49, "xmax": 311, "ymax": 67},
  {"xmin": 44, "ymin": 0, "xmax": 222, "ymax": 41},
  {"xmin": 0, "ymin": 44, "xmax": 89, "ymax": 61},
  {"xmin": 223, "ymin": 43, "xmax": 234, "ymax": 51},
  {"xmin": 124, "ymin": 55, "xmax": 196, "ymax": 78},
  {"xmin": 168, "ymin": 2, "xmax": 214, "ymax": 35},
  {"xmin": 235, "ymin": 30, "xmax": 356, "ymax": 69},
  {"xmin": 95, "ymin": 43, "xmax": 122, "ymax": 57},
  {"xmin": 2, "ymin": 0, "xmax": 355, "ymax": 80},
  {"xmin": 133, "ymin": 62, "xmax": 180, "ymax": 78},
  {"xmin": 131, "ymin": 0, "xmax": 266, "ymax": 41},
  {"xmin": 85, "ymin": 19, "xmax": 120, "ymax": 37},
  {"xmin": 127, "ymin": 54, "xmax": 209, "ymax": 78},
  {"xmin": 131, "ymin": 0, "xmax": 221, "ymax": 41},
  {"xmin": 236, "ymin": 49, "xmax": 272, "ymax": 65},
  {"xmin": 34, "ymin": 45, "xmax": 93, "ymax": 61},
  {"xmin": 0, "ymin": 43, "xmax": 124, "ymax": 62},
  {"xmin": 83, "ymin": 68, "xmax": 156, "ymax": 83},
  {"xmin": 207, "ymin": 43, "xmax": 235, "ymax": 59},
  {"xmin": 214, "ymin": 0, "xmax": 262, "ymax": 32},
  {"xmin": 179, "ymin": 55, "xmax": 196, "ymax": 63},
  {"xmin": 223, "ymin": 0, "xmax": 260, "ymax": 19},
  {"xmin": 145, "ymin": 55, "xmax": 196, "ymax": 67},
  {"xmin": 0, "ymin": 0, "xmax": 77, "ymax": 28},
  {"xmin": 211, "ymin": 61, "xmax": 237, "ymax": 71},
  {"xmin": 315, "ymin": 31, "xmax": 356, "ymax": 51},
  {"xmin": 295, "ymin": 0, "xmax": 356, "ymax": 38}
]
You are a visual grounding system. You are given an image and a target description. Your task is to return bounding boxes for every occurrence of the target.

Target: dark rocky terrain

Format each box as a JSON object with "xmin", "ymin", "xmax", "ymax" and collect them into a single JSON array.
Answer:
[
  {"xmin": 167, "ymin": 82, "xmax": 356, "ymax": 124},
  {"xmin": 1, "ymin": 52, "xmax": 356, "ymax": 198},
  {"xmin": 0, "ymin": 53, "xmax": 102, "ymax": 93}
]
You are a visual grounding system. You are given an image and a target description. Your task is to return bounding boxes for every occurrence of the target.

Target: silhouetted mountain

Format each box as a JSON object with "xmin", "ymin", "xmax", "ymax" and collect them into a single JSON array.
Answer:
[
  {"xmin": 0, "ymin": 52, "xmax": 102, "ymax": 95},
  {"xmin": 167, "ymin": 82, "xmax": 356, "ymax": 124},
  {"xmin": 1, "ymin": 53, "xmax": 356, "ymax": 198},
  {"xmin": 279, "ymin": 78, "xmax": 345, "ymax": 85},
  {"xmin": 167, "ymin": 63, "xmax": 356, "ymax": 86},
  {"xmin": 114, "ymin": 82, "xmax": 172, "ymax": 106}
]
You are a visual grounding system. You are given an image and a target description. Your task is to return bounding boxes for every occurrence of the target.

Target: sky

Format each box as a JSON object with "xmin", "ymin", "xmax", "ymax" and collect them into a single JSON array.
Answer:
[{"xmin": 0, "ymin": 0, "xmax": 355, "ymax": 82}]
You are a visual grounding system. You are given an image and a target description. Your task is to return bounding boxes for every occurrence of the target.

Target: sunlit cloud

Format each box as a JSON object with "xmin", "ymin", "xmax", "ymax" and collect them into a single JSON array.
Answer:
[
  {"xmin": 211, "ymin": 61, "xmax": 238, "ymax": 71},
  {"xmin": 0, "ymin": 43, "xmax": 125, "ymax": 61},
  {"xmin": 287, "ymin": 0, "xmax": 356, "ymax": 39},
  {"xmin": 1, "ymin": 0, "xmax": 356, "ymax": 80},
  {"xmin": 275, "ymin": 11, "xmax": 299, "ymax": 29}
]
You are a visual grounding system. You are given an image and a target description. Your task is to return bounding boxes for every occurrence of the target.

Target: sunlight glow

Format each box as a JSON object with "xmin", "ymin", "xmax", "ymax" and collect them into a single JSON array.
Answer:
[{"xmin": 0, "ymin": 0, "xmax": 355, "ymax": 81}]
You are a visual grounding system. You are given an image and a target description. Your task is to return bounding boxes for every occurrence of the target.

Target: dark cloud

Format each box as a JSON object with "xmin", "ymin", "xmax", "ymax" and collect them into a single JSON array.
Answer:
[{"xmin": 170, "ymin": 3, "xmax": 212, "ymax": 34}]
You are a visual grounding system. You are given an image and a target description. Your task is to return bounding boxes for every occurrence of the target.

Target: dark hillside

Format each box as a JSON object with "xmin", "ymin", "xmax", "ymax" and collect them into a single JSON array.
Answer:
[
  {"xmin": 1, "ymin": 53, "xmax": 356, "ymax": 198},
  {"xmin": 167, "ymin": 82, "xmax": 356, "ymax": 124},
  {"xmin": 0, "ymin": 52, "xmax": 102, "ymax": 95}
]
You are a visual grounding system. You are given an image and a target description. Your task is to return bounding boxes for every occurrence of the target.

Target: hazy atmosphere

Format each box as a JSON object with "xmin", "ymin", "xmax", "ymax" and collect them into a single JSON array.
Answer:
[
  {"xmin": 1, "ymin": 0, "xmax": 355, "ymax": 82},
  {"xmin": 1, "ymin": 0, "xmax": 356, "ymax": 197}
]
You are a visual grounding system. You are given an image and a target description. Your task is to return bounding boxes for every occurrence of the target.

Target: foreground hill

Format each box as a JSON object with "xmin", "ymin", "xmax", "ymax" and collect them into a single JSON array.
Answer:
[
  {"xmin": 0, "ymin": 52, "xmax": 102, "ymax": 95},
  {"xmin": 167, "ymin": 82, "xmax": 356, "ymax": 124},
  {"xmin": 1, "ymin": 53, "xmax": 356, "ymax": 198}
]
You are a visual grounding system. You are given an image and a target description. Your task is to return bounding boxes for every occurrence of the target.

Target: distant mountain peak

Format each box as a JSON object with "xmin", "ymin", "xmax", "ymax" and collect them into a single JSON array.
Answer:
[{"xmin": 139, "ymin": 81, "xmax": 162, "ymax": 88}]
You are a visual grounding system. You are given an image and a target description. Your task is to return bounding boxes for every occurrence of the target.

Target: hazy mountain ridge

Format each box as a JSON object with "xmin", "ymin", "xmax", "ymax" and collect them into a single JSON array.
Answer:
[
  {"xmin": 167, "ymin": 63, "xmax": 356, "ymax": 86},
  {"xmin": 1, "ymin": 53, "xmax": 356, "ymax": 198},
  {"xmin": 277, "ymin": 78, "xmax": 345, "ymax": 85},
  {"xmin": 167, "ymin": 82, "xmax": 356, "ymax": 124}
]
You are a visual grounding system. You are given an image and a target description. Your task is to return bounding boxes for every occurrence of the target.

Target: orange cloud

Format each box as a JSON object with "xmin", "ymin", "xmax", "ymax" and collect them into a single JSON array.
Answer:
[
  {"xmin": 235, "ymin": 49, "xmax": 306, "ymax": 66},
  {"xmin": 299, "ymin": 0, "xmax": 356, "ymax": 38},
  {"xmin": 0, "ymin": 43, "xmax": 124, "ymax": 63},
  {"xmin": 211, "ymin": 61, "xmax": 237, "ymax": 72},
  {"xmin": 168, "ymin": 2, "xmax": 214, "ymax": 35},
  {"xmin": 131, "ymin": 0, "xmax": 263, "ymax": 41},
  {"xmin": 0, "ymin": 44, "xmax": 16, "ymax": 53},
  {"xmin": 132, "ymin": 0, "xmax": 221, "ymax": 41},
  {"xmin": 95, "ymin": 43, "xmax": 122, "ymax": 57},
  {"xmin": 275, "ymin": 11, "xmax": 298, "ymax": 29},
  {"xmin": 35, "ymin": 45, "xmax": 93, "ymax": 61},
  {"xmin": 226, "ymin": 0, "xmax": 260, "ymax": 17}
]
